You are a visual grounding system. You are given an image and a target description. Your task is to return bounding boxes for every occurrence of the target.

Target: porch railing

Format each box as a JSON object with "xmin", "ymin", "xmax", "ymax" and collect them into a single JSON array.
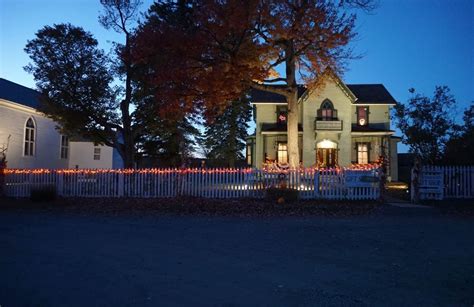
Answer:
[{"xmin": 315, "ymin": 119, "xmax": 343, "ymax": 131}]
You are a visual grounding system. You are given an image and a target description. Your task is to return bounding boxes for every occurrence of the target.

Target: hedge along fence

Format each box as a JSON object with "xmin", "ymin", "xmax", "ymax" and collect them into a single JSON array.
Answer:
[{"xmin": 3, "ymin": 167, "xmax": 382, "ymax": 200}]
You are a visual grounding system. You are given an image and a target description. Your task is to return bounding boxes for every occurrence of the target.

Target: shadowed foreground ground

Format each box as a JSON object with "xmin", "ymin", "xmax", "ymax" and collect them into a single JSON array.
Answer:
[{"xmin": 0, "ymin": 204, "xmax": 473, "ymax": 306}]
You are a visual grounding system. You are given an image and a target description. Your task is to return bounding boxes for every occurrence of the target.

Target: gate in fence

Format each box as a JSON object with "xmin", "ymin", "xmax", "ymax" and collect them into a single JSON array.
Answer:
[
  {"xmin": 3, "ymin": 167, "xmax": 381, "ymax": 200},
  {"xmin": 411, "ymin": 166, "xmax": 474, "ymax": 200}
]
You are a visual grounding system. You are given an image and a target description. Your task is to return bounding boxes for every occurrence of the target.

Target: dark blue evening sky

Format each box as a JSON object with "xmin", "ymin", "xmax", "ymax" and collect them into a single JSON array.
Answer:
[{"xmin": 1, "ymin": 0, "xmax": 473, "ymax": 153}]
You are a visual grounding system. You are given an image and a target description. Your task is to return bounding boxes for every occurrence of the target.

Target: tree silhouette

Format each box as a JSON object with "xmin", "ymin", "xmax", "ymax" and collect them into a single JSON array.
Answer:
[
  {"xmin": 393, "ymin": 86, "xmax": 458, "ymax": 164},
  {"xmin": 202, "ymin": 95, "xmax": 252, "ymax": 167}
]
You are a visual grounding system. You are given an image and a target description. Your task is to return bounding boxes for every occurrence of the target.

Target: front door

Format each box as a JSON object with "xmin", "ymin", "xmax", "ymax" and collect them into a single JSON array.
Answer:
[{"xmin": 317, "ymin": 148, "xmax": 337, "ymax": 167}]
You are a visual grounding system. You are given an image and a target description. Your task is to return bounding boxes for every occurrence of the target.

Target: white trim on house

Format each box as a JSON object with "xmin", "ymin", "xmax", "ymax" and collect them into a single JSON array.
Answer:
[
  {"xmin": 351, "ymin": 131, "xmax": 394, "ymax": 136},
  {"xmin": 351, "ymin": 103, "xmax": 396, "ymax": 106},
  {"xmin": 261, "ymin": 131, "xmax": 304, "ymax": 135},
  {"xmin": 0, "ymin": 98, "xmax": 38, "ymax": 113},
  {"xmin": 250, "ymin": 102, "xmax": 288, "ymax": 105}
]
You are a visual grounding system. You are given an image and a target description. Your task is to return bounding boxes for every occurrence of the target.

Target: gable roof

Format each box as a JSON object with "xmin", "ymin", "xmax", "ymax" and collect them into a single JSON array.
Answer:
[
  {"xmin": 347, "ymin": 84, "xmax": 396, "ymax": 105},
  {"xmin": 250, "ymin": 83, "xmax": 396, "ymax": 105},
  {"xmin": 0, "ymin": 78, "xmax": 41, "ymax": 109},
  {"xmin": 250, "ymin": 85, "xmax": 307, "ymax": 103}
]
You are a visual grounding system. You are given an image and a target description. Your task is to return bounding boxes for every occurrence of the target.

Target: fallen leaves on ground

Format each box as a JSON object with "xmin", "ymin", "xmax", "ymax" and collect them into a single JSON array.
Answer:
[{"xmin": 0, "ymin": 197, "xmax": 381, "ymax": 217}]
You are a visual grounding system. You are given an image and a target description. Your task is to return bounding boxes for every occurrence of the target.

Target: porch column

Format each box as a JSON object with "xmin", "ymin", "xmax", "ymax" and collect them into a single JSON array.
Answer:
[{"xmin": 255, "ymin": 128, "xmax": 264, "ymax": 168}]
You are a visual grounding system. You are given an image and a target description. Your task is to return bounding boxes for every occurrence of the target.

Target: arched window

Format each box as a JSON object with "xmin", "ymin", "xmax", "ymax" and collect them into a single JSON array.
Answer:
[
  {"xmin": 24, "ymin": 118, "xmax": 35, "ymax": 156},
  {"xmin": 317, "ymin": 99, "xmax": 337, "ymax": 121}
]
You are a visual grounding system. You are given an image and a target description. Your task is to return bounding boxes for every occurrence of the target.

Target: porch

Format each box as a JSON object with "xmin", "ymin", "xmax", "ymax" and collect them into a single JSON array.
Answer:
[{"xmin": 249, "ymin": 132, "xmax": 399, "ymax": 180}]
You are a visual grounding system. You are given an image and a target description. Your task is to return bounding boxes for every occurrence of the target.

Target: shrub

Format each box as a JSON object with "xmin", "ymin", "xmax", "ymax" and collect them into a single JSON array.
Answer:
[
  {"xmin": 266, "ymin": 187, "xmax": 299, "ymax": 203},
  {"xmin": 30, "ymin": 185, "xmax": 57, "ymax": 202}
]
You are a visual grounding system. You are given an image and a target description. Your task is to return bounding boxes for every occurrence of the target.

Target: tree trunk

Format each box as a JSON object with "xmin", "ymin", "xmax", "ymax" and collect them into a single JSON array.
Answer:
[
  {"xmin": 285, "ymin": 40, "xmax": 300, "ymax": 168},
  {"xmin": 287, "ymin": 91, "xmax": 299, "ymax": 168},
  {"xmin": 228, "ymin": 108, "xmax": 237, "ymax": 168},
  {"xmin": 120, "ymin": 32, "xmax": 135, "ymax": 169}
]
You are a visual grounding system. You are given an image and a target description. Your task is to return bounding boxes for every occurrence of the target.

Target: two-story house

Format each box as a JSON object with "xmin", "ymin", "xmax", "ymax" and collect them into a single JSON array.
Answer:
[{"xmin": 246, "ymin": 71, "xmax": 400, "ymax": 181}]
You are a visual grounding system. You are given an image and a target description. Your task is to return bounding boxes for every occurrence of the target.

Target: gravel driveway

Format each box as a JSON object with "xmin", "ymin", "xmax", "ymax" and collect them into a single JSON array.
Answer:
[{"xmin": 0, "ymin": 205, "xmax": 473, "ymax": 306}]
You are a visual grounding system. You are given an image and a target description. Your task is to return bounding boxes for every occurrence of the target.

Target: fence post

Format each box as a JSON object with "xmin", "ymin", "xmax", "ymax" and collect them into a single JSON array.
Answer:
[
  {"xmin": 57, "ymin": 171, "xmax": 63, "ymax": 197},
  {"xmin": 118, "ymin": 171, "xmax": 124, "ymax": 197},
  {"xmin": 314, "ymin": 170, "xmax": 319, "ymax": 198},
  {"xmin": 411, "ymin": 158, "xmax": 420, "ymax": 203}
]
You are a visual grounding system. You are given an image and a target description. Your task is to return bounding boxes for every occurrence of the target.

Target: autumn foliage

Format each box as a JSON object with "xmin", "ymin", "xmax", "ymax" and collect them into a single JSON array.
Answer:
[{"xmin": 132, "ymin": 0, "xmax": 369, "ymax": 167}]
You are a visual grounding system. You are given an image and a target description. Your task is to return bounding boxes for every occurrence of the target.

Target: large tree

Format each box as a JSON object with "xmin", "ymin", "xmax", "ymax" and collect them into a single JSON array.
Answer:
[
  {"xmin": 99, "ymin": 0, "xmax": 142, "ymax": 167},
  {"xmin": 24, "ymin": 24, "xmax": 121, "ymax": 155},
  {"xmin": 25, "ymin": 0, "xmax": 143, "ymax": 168},
  {"xmin": 393, "ymin": 86, "xmax": 459, "ymax": 164},
  {"xmin": 202, "ymin": 95, "xmax": 252, "ymax": 167},
  {"xmin": 133, "ymin": 0, "xmax": 373, "ymax": 168}
]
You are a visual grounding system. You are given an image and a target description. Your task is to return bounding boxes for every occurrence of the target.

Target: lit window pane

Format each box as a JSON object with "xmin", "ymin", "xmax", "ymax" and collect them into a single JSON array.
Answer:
[
  {"xmin": 277, "ymin": 143, "xmax": 288, "ymax": 163},
  {"xmin": 357, "ymin": 143, "xmax": 369, "ymax": 164}
]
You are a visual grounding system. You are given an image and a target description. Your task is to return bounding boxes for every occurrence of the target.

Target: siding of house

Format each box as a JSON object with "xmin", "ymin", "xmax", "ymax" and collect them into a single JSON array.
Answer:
[
  {"xmin": 390, "ymin": 138, "xmax": 399, "ymax": 181},
  {"xmin": 68, "ymin": 142, "xmax": 114, "ymax": 169},
  {"xmin": 0, "ymin": 100, "xmax": 68, "ymax": 169},
  {"xmin": 303, "ymin": 78, "xmax": 353, "ymax": 167},
  {"xmin": 351, "ymin": 105, "xmax": 390, "ymax": 129}
]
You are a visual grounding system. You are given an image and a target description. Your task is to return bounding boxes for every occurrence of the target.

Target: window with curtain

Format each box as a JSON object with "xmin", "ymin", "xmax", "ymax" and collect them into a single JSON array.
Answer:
[
  {"xmin": 276, "ymin": 106, "xmax": 288, "ymax": 124},
  {"xmin": 357, "ymin": 106, "xmax": 369, "ymax": 126},
  {"xmin": 318, "ymin": 100, "xmax": 337, "ymax": 121},
  {"xmin": 277, "ymin": 142, "xmax": 288, "ymax": 164},
  {"xmin": 357, "ymin": 143, "xmax": 369, "ymax": 164}
]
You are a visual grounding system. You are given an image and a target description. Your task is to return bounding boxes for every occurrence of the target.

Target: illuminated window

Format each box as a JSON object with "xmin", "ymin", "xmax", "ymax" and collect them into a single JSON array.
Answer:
[
  {"xmin": 60, "ymin": 135, "xmax": 69, "ymax": 159},
  {"xmin": 24, "ymin": 118, "xmax": 35, "ymax": 156},
  {"xmin": 357, "ymin": 143, "xmax": 369, "ymax": 164},
  {"xmin": 357, "ymin": 106, "xmax": 369, "ymax": 126},
  {"xmin": 93, "ymin": 147, "xmax": 101, "ymax": 160},
  {"xmin": 277, "ymin": 142, "xmax": 288, "ymax": 164},
  {"xmin": 276, "ymin": 106, "xmax": 287, "ymax": 124}
]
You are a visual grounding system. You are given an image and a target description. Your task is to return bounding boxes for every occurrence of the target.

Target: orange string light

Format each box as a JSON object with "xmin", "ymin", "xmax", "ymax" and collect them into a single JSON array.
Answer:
[{"xmin": 4, "ymin": 165, "xmax": 378, "ymax": 176}]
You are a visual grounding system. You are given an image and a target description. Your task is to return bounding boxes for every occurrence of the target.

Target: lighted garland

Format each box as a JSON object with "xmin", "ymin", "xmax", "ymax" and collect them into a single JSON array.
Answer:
[
  {"xmin": 4, "ymin": 168, "xmax": 256, "ymax": 175},
  {"xmin": 4, "ymin": 164, "xmax": 380, "ymax": 176}
]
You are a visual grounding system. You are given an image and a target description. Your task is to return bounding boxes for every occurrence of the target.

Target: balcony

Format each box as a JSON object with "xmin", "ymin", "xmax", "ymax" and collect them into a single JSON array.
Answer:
[{"xmin": 315, "ymin": 119, "xmax": 343, "ymax": 131}]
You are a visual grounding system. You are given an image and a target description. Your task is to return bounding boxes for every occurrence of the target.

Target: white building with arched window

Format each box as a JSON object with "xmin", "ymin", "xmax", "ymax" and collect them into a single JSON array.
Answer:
[{"xmin": 0, "ymin": 78, "xmax": 122, "ymax": 169}]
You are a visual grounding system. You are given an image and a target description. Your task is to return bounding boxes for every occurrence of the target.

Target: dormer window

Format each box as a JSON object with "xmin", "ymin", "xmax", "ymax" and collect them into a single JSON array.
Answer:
[
  {"xmin": 277, "ymin": 106, "xmax": 287, "ymax": 125},
  {"xmin": 357, "ymin": 106, "xmax": 369, "ymax": 126},
  {"xmin": 317, "ymin": 99, "xmax": 337, "ymax": 121}
]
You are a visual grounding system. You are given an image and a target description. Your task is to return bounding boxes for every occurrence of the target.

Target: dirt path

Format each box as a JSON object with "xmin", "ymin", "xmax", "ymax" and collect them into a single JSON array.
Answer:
[{"xmin": 0, "ymin": 206, "xmax": 473, "ymax": 306}]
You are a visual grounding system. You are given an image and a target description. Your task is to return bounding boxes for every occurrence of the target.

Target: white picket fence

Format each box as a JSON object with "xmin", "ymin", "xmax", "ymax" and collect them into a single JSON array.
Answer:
[
  {"xmin": 3, "ymin": 167, "xmax": 381, "ymax": 200},
  {"xmin": 412, "ymin": 166, "xmax": 474, "ymax": 200}
]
